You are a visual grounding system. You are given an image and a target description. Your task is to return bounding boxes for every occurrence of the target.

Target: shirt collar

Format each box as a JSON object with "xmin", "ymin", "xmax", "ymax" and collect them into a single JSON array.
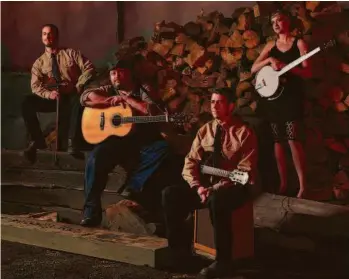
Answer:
[
  {"xmin": 45, "ymin": 47, "xmax": 61, "ymax": 58},
  {"xmin": 213, "ymin": 117, "xmax": 234, "ymax": 131}
]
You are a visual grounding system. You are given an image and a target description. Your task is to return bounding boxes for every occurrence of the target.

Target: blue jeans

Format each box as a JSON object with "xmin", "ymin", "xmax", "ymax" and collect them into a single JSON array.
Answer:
[{"xmin": 83, "ymin": 136, "xmax": 169, "ymax": 219}]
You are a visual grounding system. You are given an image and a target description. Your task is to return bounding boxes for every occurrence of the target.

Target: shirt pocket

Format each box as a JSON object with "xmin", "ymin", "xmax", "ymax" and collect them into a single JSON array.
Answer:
[
  {"xmin": 201, "ymin": 137, "xmax": 214, "ymax": 153},
  {"xmin": 41, "ymin": 62, "xmax": 52, "ymax": 76},
  {"xmin": 62, "ymin": 59, "xmax": 74, "ymax": 68},
  {"xmin": 222, "ymin": 141, "xmax": 240, "ymax": 160}
]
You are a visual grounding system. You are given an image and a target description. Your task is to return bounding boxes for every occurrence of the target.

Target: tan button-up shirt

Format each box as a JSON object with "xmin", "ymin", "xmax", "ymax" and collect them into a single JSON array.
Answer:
[
  {"xmin": 182, "ymin": 118, "xmax": 258, "ymax": 189},
  {"xmin": 31, "ymin": 48, "xmax": 95, "ymax": 99}
]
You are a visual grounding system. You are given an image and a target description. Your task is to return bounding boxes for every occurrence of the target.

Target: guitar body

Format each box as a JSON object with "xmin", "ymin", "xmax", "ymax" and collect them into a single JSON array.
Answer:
[
  {"xmin": 81, "ymin": 105, "xmax": 134, "ymax": 144},
  {"xmin": 255, "ymin": 65, "xmax": 280, "ymax": 98}
]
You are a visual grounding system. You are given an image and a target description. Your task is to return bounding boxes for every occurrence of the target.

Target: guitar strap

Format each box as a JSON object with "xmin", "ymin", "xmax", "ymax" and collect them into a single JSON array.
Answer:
[
  {"xmin": 211, "ymin": 124, "xmax": 223, "ymax": 184},
  {"xmin": 140, "ymin": 84, "xmax": 167, "ymax": 115}
]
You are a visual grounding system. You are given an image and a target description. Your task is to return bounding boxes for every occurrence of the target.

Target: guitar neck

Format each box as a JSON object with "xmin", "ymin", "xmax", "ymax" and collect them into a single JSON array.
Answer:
[
  {"xmin": 200, "ymin": 165, "xmax": 230, "ymax": 178},
  {"xmin": 121, "ymin": 115, "xmax": 168, "ymax": 124},
  {"xmin": 277, "ymin": 46, "xmax": 320, "ymax": 77}
]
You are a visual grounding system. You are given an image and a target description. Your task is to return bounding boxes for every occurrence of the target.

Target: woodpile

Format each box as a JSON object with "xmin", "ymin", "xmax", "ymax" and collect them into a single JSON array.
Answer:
[{"xmin": 113, "ymin": 2, "xmax": 349, "ymax": 201}]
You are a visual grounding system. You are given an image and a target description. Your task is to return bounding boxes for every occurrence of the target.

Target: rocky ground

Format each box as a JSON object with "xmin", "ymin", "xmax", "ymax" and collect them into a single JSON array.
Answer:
[{"xmin": 2, "ymin": 240, "xmax": 349, "ymax": 279}]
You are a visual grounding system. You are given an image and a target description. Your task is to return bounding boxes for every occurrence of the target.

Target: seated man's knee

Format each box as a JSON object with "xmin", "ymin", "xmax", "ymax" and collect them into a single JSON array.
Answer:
[
  {"xmin": 22, "ymin": 95, "xmax": 35, "ymax": 114},
  {"xmin": 208, "ymin": 190, "xmax": 231, "ymax": 212},
  {"xmin": 162, "ymin": 185, "xmax": 181, "ymax": 206},
  {"xmin": 147, "ymin": 140, "xmax": 170, "ymax": 154},
  {"xmin": 86, "ymin": 146, "xmax": 107, "ymax": 173}
]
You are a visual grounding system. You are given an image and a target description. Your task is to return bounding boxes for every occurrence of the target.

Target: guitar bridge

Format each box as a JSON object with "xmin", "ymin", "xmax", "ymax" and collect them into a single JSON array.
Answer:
[{"xmin": 100, "ymin": 112, "xmax": 105, "ymax": 130}]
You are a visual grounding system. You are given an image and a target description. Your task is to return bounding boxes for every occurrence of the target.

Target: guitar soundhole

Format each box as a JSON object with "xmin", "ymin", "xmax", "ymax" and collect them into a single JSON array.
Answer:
[{"xmin": 111, "ymin": 114, "xmax": 122, "ymax": 127}]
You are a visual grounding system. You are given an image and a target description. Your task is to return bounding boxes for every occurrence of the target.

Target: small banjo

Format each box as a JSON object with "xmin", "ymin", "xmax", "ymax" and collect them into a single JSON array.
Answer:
[
  {"xmin": 255, "ymin": 39, "xmax": 336, "ymax": 100},
  {"xmin": 200, "ymin": 165, "xmax": 250, "ymax": 186}
]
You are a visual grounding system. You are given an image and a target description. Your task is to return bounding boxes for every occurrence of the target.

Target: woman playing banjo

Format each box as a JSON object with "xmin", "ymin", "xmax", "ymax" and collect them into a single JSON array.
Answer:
[{"xmin": 251, "ymin": 10, "xmax": 312, "ymax": 198}]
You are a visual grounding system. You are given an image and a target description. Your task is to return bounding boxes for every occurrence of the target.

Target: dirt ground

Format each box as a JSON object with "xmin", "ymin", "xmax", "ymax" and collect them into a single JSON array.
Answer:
[{"xmin": 2, "ymin": 240, "xmax": 349, "ymax": 279}]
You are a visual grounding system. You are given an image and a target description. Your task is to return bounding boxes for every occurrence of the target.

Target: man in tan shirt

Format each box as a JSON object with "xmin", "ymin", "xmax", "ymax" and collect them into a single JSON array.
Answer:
[
  {"xmin": 162, "ymin": 88, "xmax": 258, "ymax": 277},
  {"xmin": 22, "ymin": 23, "xmax": 95, "ymax": 162}
]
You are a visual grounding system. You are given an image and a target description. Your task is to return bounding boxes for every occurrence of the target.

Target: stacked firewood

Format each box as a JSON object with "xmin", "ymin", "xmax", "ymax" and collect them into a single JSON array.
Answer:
[{"xmin": 115, "ymin": 2, "xmax": 349, "ymax": 200}]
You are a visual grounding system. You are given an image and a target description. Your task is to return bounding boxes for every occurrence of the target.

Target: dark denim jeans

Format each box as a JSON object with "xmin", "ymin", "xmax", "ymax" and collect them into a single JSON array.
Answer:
[{"xmin": 83, "ymin": 136, "xmax": 169, "ymax": 219}]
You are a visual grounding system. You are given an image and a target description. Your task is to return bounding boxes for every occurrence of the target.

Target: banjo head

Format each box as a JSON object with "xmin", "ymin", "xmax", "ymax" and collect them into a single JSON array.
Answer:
[{"xmin": 255, "ymin": 66, "xmax": 279, "ymax": 98}]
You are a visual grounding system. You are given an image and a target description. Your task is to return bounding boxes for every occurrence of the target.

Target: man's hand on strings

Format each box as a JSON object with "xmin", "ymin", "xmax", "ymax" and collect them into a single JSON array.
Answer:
[
  {"xmin": 106, "ymin": 96, "xmax": 124, "ymax": 106},
  {"xmin": 118, "ymin": 90, "xmax": 132, "ymax": 98}
]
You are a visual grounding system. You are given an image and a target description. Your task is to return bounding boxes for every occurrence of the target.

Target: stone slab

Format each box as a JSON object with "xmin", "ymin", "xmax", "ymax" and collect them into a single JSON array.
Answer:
[
  {"xmin": 1, "ymin": 149, "xmax": 128, "ymax": 173},
  {"xmin": 1, "ymin": 214, "xmax": 169, "ymax": 268},
  {"xmin": 2, "ymin": 167, "xmax": 126, "ymax": 191},
  {"xmin": 1, "ymin": 183, "xmax": 123, "ymax": 210}
]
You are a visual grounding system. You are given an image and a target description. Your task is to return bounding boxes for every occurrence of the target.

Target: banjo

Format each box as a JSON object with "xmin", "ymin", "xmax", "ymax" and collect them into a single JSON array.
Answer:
[{"xmin": 255, "ymin": 39, "xmax": 336, "ymax": 100}]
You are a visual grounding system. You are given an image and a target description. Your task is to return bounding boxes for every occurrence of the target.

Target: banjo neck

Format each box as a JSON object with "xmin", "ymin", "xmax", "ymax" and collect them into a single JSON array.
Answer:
[{"xmin": 277, "ymin": 46, "xmax": 321, "ymax": 77}]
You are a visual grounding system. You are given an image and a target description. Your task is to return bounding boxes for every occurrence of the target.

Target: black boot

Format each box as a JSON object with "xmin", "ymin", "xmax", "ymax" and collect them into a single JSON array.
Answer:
[
  {"xmin": 80, "ymin": 216, "xmax": 102, "ymax": 227},
  {"xmin": 23, "ymin": 141, "xmax": 47, "ymax": 163},
  {"xmin": 164, "ymin": 247, "xmax": 201, "ymax": 273},
  {"xmin": 196, "ymin": 261, "xmax": 233, "ymax": 279},
  {"xmin": 80, "ymin": 207, "xmax": 102, "ymax": 228},
  {"xmin": 68, "ymin": 139, "xmax": 84, "ymax": 159}
]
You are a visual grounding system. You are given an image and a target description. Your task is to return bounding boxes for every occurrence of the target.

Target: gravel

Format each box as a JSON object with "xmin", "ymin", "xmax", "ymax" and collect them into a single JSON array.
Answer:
[{"xmin": 2, "ymin": 240, "xmax": 349, "ymax": 279}]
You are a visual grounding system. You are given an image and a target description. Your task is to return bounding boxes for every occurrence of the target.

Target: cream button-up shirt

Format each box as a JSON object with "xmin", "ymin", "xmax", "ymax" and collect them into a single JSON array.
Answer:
[{"xmin": 31, "ymin": 48, "xmax": 95, "ymax": 99}]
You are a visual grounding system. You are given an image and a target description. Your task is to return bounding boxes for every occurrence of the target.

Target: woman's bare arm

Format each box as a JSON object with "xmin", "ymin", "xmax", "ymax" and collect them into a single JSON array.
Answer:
[{"xmin": 251, "ymin": 41, "xmax": 274, "ymax": 74}]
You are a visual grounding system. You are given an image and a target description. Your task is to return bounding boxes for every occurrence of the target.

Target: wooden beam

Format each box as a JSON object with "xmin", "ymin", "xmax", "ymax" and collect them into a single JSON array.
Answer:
[{"xmin": 1, "ymin": 214, "xmax": 169, "ymax": 268}]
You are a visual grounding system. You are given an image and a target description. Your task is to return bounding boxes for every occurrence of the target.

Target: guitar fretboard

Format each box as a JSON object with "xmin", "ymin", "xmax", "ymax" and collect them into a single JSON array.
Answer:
[
  {"xmin": 121, "ymin": 115, "xmax": 168, "ymax": 123},
  {"xmin": 200, "ymin": 165, "xmax": 230, "ymax": 178}
]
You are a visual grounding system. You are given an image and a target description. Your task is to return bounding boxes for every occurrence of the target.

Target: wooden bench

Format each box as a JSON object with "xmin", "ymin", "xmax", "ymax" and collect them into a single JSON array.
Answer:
[{"xmin": 193, "ymin": 200, "xmax": 254, "ymax": 260}]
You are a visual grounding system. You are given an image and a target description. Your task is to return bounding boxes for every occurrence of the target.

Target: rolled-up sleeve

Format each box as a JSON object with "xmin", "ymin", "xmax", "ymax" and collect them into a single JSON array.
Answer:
[
  {"xmin": 73, "ymin": 50, "xmax": 95, "ymax": 89},
  {"xmin": 31, "ymin": 60, "xmax": 51, "ymax": 99},
  {"xmin": 80, "ymin": 85, "xmax": 112, "ymax": 106}
]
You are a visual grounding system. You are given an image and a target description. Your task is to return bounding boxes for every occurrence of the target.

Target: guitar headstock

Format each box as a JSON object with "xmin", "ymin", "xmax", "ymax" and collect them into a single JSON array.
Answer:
[
  {"xmin": 229, "ymin": 169, "xmax": 249, "ymax": 185},
  {"xmin": 322, "ymin": 39, "xmax": 336, "ymax": 50},
  {"xmin": 168, "ymin": 113, "xmax": 192, "ymax": 125}
]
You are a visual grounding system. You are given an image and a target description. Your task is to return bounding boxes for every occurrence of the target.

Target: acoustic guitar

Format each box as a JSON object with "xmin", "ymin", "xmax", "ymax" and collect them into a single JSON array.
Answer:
[
  {"xmin": 255, "ymin": 39, "xmax": 336, "ymax": 100},
  {"xmin": 81, "ymin": 104, "xmax": 190, "ymax": 144}
]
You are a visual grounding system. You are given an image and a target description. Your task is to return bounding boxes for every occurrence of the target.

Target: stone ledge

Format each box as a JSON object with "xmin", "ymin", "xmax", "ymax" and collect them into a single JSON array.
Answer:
[
  {"xmin": 1, "ymin": 214, "xmax": 169, "ymax": 268},
  {"xmin": 1, "ymin": 149, "xmax": 126, "ymax": 173}
]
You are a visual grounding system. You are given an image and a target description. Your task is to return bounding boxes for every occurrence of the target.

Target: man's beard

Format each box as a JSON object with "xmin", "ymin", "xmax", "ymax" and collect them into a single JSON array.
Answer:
[
  {"xmin": 112, "ymin": 84, "xmax": 121, "ymax": 90},
  {"xmin": 44, "ymin": 42, "xmax": 54, "ymax": 48}
]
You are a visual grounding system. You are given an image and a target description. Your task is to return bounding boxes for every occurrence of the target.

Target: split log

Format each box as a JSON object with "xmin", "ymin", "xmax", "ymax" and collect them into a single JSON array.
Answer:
[
  {"xmin": 243, "ymin": 30, "xmax": 260, "ymax": 49},
  {"xmin": 254, "ymin": 193, "xmax": 349, "ymax": 238},
  {"xmin": 104, "ymin": 200, "xmax": 156, "ymax": 235}
]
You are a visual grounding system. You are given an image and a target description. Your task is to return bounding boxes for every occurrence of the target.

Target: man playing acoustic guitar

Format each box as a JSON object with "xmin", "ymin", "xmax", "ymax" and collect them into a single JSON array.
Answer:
[
  {"xmin": 79, "ymin": 59, "xmax": 171, "ymax": 227},
  {"xmin": 162, "ymin": 88, "xmax": 258, "ymax": 278}
]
